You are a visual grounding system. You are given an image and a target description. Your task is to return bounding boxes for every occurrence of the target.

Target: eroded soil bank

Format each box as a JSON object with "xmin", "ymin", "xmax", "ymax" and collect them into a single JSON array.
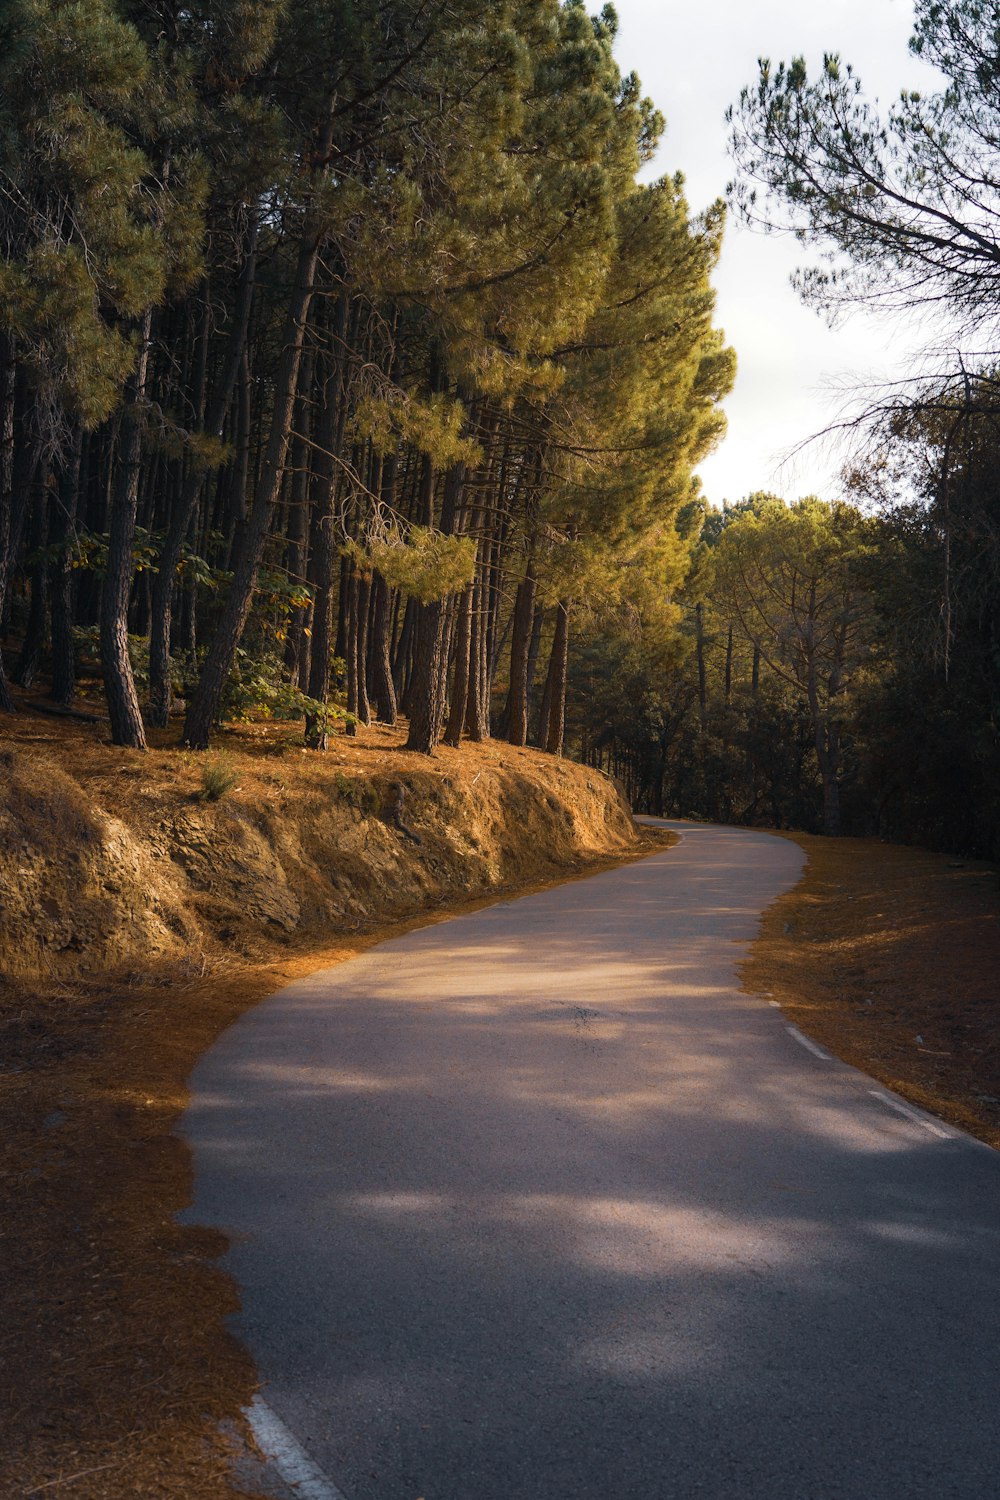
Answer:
[
  {"xmin": 0, "ymin": 712, "xmax": 654, "ymax": 1500},
  {"xmin": 1, "ymin": 716, "xmax": 638, "ymax": 983}
]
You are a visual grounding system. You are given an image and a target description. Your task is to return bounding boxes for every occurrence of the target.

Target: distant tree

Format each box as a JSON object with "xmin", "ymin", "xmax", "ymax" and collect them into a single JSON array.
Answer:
[{"xmin": 711, "ymin": 498, "xmax": 875, "ymax": 836}]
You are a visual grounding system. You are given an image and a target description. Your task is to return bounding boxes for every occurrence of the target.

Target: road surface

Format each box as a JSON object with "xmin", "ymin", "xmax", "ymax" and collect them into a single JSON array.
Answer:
[{"xmin": 182, "ymin": 822, "xmax": 1000, "ymax": 1499}]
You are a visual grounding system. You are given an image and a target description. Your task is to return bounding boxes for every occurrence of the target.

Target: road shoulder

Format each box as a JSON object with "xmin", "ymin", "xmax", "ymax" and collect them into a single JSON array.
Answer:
[{"xmin": 743, "ymin": 830, "xmax": 1000, "ymax": 1151}]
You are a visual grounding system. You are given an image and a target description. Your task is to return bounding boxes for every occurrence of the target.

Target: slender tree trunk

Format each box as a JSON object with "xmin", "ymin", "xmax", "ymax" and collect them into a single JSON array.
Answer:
[
  {"xmin": 816, "ymin": 719, "xmax": 842, "ymax": 836},
  {"xmin": 355, "ymin": 570, "xmax": 372, "ymax": 726},
  {"xmin": 183, "ymin": 220, "xmax": 322, "ymax": 749},
  {"xmin": 2, "ymin": 368, "xmax": 39, "ymax": 643},
  {"xmin": 367, "ymin": 450, "xmax": 398, "ymax": 725},
  {"xmin": 405, "ymin": 597, "xmax": 448, "ymax": 752},
  {"xmin": 369, "ymin": 571, "xmax": 397, "ymax": 724},
  {"xmin": 149, "ymin": 229, "xmax": 257, "ymax": 728},
  {"xmin": 405, "ymin": 455, "xmax": 464, "ymax": 754},
  {"xmin": 224, "ymin": 350, "xmax": 252, "ymax": 566},
  {"xmin": 283, "ymin": 339, "xmax": 315, "ymax": 685},
  {"xmin": 101, "ymin": 308, "xmax": 152, "ymax": 748},
  {"xmin": 464, "ymin": 571, "xmax": 488, "ymax": 740},
  {"xmin": 14, "ymin": 488, "xmax": 48, "ymax": 688},
  {"xmin": 50, "ymin": 428, "xmax": 83, "ymax": 705},
  {"xmin": 504, "ymin": 562, "xmax": 536, "ymax": 746},
  {"xmin": 394, "ymin": 595, "xmax": 417, "ymax": 703},
  {"xmin": 344, "ymin": 564, "xmax": 360, "ymax": 734},
  {"xmin": 443, "ymin": 583, "xmax": 473, "ymax": 746},
  {"xmin": 526, "ymin": 602, "xmax": 545, "ymax": 744},
  {"xmin": 695, "ymin": 601, "xmax": 708, "ymax": 728},
  {"xmin": 302, "ymin": 294, "xmax": 352, "ymax": 748},
  {"xmin": 0, "ymin": 338, "xmax": 15, "ymax": 711},
  {"xmin": 304, "ymin": 506, "xmax": 336, "ymax": 749},
  {"xmin": 543, "ymin": 599, "xmax": 570, "ymax": 756}
]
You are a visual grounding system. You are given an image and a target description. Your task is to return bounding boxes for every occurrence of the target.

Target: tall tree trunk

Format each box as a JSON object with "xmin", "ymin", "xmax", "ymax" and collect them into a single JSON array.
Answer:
[
  {"xmin": 369, "ymin": 571, "xmax": 397, "ymax": 724},
  {"xmin": 405, "ymin": 596, "xmax": 448, "ymax": 753},
  {"xmin": 283, "ymin": 340, "xmax": 315, "ymax": 686},
  {"xmin": 14, "ymin": 487, "xmax": 48, "ymax": 688},
  {"xmin": 354, "ymin": 570, "xmax": 372, "ymax": 726},
  {"xmin": 394, "ymin": 595, "xmax": 417, "ymax": 703},
  {"xmin": 149, "ymin": 229, "xmax": 257, "ymax": 728},
  {"xmin": 543, "ymin": 599, "xmax": 570, "ymax": 756},
  {"xmin": 0, "ymin": 338, "xmax": 15, "ymax": 711},
  {"xmin": 344, "ymin": 564, "xmax": 360, "ymax": 734},
  {"xmin": 303, "ymin": 294, "xmax": 351, "ymax": 748},
  {"xmin": 695, "ymin": 601, "xmax": 708, "ymax": 728},
  {"xmin": 443, "ymin": 583, "xmax": 473, "ymax": 746},
  {"xmin": 50, "ymin": 428, "xmax": 83, "ymax": 706},
  {"xmin": 367, "ymin": 451, "xmax": 398, "ymax": 725},
  {"xmin": 816, "ymin": 719, "xmax": 842, "ymax": 837},
  {"xmin": 183, "ymin": 220, "xmax": 322, "ymax": 749},
  {"xmin": 405, "ymin": 454, "xmax": 464, "ymax": 754},
  {"xmin": 101, "ymin": 308, "xmax": 152, "ymax": 748},
  {"xmin": 464, "ymin": 571, "xmax": 488, "ymax": 740},
  {"xmin": 526, "ymin": 602, "xmax": 545, "ymax": 744},
  {"xmin": 504, "ymin": 562, "xmax": 536, "ymax": 746}
]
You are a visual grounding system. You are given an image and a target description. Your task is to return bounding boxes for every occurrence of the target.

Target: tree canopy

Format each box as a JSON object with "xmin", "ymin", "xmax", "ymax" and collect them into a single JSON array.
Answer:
[{"xmin": 0, "ymin": 0, "xmax": 732, "ymax": 759}]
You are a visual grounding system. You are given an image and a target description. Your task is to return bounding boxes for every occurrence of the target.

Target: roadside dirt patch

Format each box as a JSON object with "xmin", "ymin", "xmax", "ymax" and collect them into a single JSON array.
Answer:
[
  {"xmin": 744, "ymin": 833, "xmax": 1000, "ymax": 1150},
  {"xmin": 0, "ymin": 711, "xmax": 639, "ymax": 982},
  {"xmin": 0, "ymin": 708, "xmax": 672, "ymax": 1499}
]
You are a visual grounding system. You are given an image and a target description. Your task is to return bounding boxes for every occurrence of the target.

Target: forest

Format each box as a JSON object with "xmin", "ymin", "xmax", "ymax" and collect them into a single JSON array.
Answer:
[{"xmin": 1, "ymin": 0, "xmax": 998, "ymax": 858}]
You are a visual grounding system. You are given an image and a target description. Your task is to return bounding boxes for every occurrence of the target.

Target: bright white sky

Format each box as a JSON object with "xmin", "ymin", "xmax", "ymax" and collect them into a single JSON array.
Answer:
[{"xmin": 613, "ymin": 0, "xmax": 935, "ymax": 506}]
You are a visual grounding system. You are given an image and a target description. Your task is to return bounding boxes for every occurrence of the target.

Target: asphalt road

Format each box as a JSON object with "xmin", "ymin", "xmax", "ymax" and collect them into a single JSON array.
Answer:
[{"xmin": 182, "ymin": 823, "xmax": 1000, "ymax": 1500}]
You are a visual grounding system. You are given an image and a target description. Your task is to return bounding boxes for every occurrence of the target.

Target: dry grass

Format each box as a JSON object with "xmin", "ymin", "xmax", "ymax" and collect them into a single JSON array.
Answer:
[
  {"xmin": 744, "ymin": 833, "xmax": 1000, "ymax": 1150},
  {"xmin": 0, "ymin": 703, "xmax": 670, "ymax": 1500}
]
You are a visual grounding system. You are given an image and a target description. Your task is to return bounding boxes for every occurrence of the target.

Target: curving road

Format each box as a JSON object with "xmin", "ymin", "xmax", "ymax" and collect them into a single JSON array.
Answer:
[{"xmin": 182, "ymin": 823, "xmax": 1000, "ymax": 1500}]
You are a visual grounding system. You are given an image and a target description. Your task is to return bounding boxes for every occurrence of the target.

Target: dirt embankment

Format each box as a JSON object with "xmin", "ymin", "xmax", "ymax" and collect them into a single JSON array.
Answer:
[
  {"xmin": 0, "ymin": 718, "xmax": 637, "ymax": 983},
  {"xmin": 0, "ymin": 712, "xmax": 658, "ymax": 1500}
]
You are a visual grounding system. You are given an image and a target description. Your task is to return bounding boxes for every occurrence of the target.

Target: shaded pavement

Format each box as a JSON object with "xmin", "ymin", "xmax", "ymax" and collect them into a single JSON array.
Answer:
[{"xmin": 182, "ymin": 823, "xmax": 1000, "ymax": 1499}]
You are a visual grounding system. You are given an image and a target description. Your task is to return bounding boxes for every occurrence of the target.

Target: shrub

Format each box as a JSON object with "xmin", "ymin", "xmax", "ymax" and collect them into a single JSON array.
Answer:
[{"xmin": 199, "ymin": 756, "xmax": 238, "ymax": 802}]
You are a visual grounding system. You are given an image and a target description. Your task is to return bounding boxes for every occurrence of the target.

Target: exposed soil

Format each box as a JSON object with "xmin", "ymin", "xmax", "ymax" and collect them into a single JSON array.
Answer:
[
  {"xmin": 744, "ymin": 832, "xmax": 1000, "ymax": 1151},
  {"xmin": 0, "ymin": 703, "xmax": 640, "ymax": 984},
  {"xmin": 0, "ymin": 704, "xmax": 669, "ymax": 1500}
]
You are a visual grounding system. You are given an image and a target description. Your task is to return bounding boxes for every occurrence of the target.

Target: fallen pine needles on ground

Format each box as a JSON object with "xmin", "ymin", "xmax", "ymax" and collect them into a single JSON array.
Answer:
[{"xmin": 745, "ymin": 833, "xmax": 1000, "ymax": 1151}]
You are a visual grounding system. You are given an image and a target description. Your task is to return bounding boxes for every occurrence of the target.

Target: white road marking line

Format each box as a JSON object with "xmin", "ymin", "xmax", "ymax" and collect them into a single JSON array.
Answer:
[
  {"xmin": 785, "ymin": 1025, "xmax": 831, "ymax": 1061},
  {"xmin": 246, "ymin": 1396, "xmax": 347, "ymax": 1500},
  {"xmin": 868, "ymin": 1090, "xmax": 952, "ymax": 1139},
  {"xmin": 768, "ymin": 1000, "xmax": 781, "ymax": 1007}
]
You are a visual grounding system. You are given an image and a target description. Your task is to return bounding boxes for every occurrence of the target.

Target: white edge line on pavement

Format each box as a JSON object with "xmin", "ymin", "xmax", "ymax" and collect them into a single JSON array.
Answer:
[
  {"xmin": 246, "ymin": 1395, "xmax": 348, "ymax": 1500},
  {"xmin": 785, "ymin": 1025, "xmax": 831, "ymax": 1062},
  {"xmin": 868, "ymin": 1090, "xmax": 952, "ymax": 1139}
]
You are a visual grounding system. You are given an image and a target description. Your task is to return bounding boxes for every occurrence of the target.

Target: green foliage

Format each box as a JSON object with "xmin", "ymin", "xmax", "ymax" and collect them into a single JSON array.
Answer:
[
  {"xmin": 332, "ymin": 772, "xmax": 380, "ymax": 815},
  {"xmin": 220, "ymin": 648, "xmax": 349, "ymax": 730},
  {"xmin": 728, "ymin": 1, "xmax": 1000, "ymax": 331},
  {"xmin": 72, "ymin": 625, "xmax": 152, "ymax": 692},
  {"xmin": 199, "ymin": 755, "xmax": 238, "ymax": 802},
  {"xmin": 0, "ymin": 0, "xmax": 206, "ymax": 427},
  {"xmin": 356, "ymin": 527, "xmax": 477, "ymax": 605}
]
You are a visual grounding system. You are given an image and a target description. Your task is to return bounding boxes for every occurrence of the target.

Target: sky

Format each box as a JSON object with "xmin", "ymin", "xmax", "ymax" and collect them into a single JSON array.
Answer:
[{"xmin": 612, "ymin": 0, "xmax": 935, "ymax": 507}]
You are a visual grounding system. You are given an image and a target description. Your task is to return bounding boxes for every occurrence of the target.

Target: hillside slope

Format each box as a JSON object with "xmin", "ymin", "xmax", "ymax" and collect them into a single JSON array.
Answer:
[{"xmin": 1, "ymin": 716, "xmax": 637, "ymax": 982}]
